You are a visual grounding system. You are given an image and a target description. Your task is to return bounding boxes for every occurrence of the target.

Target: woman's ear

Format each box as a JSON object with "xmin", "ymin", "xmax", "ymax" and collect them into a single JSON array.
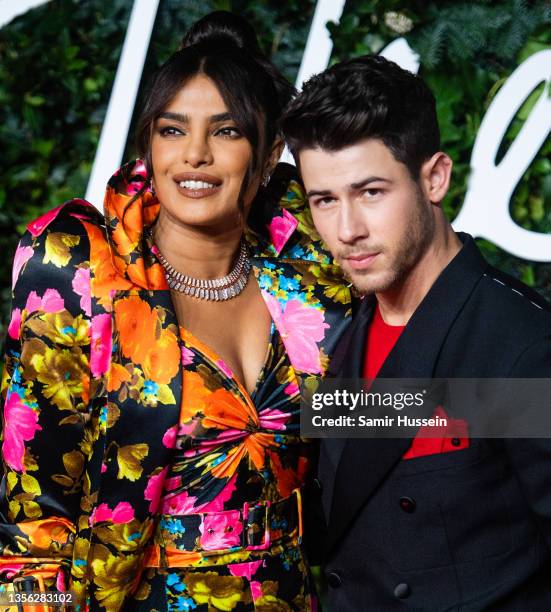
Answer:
[
  {"xmin": 420, "ymin": 152, "xmax": 453, "ymax": 206},
  {"xmin": 265, "ymin": 138, "xmax": 285, "ymax": 175}
]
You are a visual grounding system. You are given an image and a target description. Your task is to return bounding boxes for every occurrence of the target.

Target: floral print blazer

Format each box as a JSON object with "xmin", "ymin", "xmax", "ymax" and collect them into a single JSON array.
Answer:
[{"xmin": 0, "ymin": 160, "xmax": 352, "ymax": 609}]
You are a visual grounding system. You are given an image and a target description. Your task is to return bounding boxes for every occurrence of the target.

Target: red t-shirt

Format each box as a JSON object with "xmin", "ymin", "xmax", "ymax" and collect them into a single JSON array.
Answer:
[
  {"xmin": 362, "ymin": 303, "xmax": 469, "ymax": 459},
  {"xmin": 363, "ymin": 304, "xmax": 405, "ymax": 380}
]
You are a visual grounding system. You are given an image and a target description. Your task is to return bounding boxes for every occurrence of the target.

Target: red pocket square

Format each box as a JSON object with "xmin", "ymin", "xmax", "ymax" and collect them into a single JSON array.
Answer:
[{"xmin": 402, "ymin": 406, "xmax": 469, "ymax": 460}]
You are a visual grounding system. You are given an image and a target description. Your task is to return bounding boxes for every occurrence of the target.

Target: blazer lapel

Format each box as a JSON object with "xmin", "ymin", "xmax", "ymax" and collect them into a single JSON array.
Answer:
[
  {"xmin": 326, "ymin": 235, "xmax": 488, "ymax": 553},
  {"xmin": 100, "ymin": 288, "xmax": 183, "ymax": 520}
]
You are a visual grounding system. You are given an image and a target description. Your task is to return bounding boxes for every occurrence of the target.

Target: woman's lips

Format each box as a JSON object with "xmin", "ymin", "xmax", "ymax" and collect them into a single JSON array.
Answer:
[
  {"xmin": 173, "ymin": 173, "xmax": 222, "ymax": 199},
  {"xmin": 344, "ymin": 253, "xmax": 379, "ymax": 270}
]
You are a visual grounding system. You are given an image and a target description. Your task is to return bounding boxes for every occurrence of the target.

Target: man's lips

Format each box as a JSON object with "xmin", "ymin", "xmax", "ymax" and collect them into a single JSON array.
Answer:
[
  {"xmin": 343, "ymin": 252, "xmax": 380, "ymax": 270},
  {"xmin": 173, "ymin": 172, "xmax": 222, "ymax": 198}
]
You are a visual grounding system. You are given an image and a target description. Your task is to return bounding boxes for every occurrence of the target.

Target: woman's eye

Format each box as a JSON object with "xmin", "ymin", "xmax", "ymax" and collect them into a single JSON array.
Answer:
[
  {"xmin": 215, "ymin": 126, "xmax": 241, "ymax": 138},
  {"xmin": 158, "ymin": 126, "xmax": 183, "ymax": 137}
]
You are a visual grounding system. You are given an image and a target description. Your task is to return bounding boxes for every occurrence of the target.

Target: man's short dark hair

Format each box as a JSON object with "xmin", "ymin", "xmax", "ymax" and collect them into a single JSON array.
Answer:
[{"xmin": 281, "ymin": 55, "xmax": 440, "ymax": 179}]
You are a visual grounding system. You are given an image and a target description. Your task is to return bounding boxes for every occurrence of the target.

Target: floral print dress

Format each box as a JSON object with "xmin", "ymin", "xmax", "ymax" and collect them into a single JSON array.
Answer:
[
  {"xmin": 136, "ymin": 323, "xmax": 315, "ymax": 610},
  {"xmin": 0, "ymin": 160, "xmax": 353, "ymax": 610}
]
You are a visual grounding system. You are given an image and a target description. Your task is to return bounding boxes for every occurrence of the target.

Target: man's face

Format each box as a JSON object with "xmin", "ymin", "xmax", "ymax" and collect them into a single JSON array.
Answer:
[{"xmin": 299, "ymin": 139, "xmax": 435, "ymax": 295}]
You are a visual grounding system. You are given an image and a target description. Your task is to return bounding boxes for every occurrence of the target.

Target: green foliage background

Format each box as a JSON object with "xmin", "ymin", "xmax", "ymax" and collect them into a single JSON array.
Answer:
[{"xmin": 1, "ymin": 0, "xmax": 550, "ymax": 349}]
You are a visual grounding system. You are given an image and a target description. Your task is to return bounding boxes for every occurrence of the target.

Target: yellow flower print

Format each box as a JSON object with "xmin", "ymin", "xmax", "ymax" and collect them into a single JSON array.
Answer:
[
  {"xmin": 26, "ymin": 311, "xmax": 90, "ymax": 347},
  {"xmin": 21, "ymin": 339, "xmax": 89, "ymax": 411},
  {"xmin": 94, "ymin": 518, "xmax": 153, "ymax": 553},
  {"xmin": 116, "ymin": 443, "xmax": 148, "ymax": 481},
  {"xmin": 89, "ymin": 544, "xmax": 140, "ymax": 609},
  {"xmin": 255, "ymin": 595, "xmax": 293, "ymax": 611},
  {"xmin": 185, "ymin": 571, "xmax": 246, "ymax": 611},
  {"xmin": 43, "ymin": 232, "xmax": 80, "ymax": 268}
]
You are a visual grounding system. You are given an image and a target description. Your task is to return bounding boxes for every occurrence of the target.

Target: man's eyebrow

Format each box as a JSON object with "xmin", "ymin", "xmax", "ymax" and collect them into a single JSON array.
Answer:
[
  {"xmin": 306, "ymin": 188, "xmax": 332, "ymax": 198},
  {"xmin": 157, "ymin": 111, "xmax": 233, "ymax": 123},
  {"xmin": 350, "ymin": 176, "xmax": 392, "ymax": 189},
  {"xmin": 306, "ymin": 176, "xmax": 391, "ymax": 198}
]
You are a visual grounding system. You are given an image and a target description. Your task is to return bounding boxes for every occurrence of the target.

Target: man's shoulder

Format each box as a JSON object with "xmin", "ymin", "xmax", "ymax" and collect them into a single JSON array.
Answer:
[{"xmin": 477, "ymin": 264, "xmax": 551, "ymax": 321}]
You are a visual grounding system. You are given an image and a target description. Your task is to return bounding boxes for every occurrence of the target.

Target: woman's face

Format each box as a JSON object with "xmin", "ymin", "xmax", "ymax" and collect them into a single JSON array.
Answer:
[{"xmin": 151, "ymin": 74, "xmax": 257, "ymax": 231}]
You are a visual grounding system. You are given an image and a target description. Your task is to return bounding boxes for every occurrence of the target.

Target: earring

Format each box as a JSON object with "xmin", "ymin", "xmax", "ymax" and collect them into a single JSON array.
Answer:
[
  {"xmin": 261, "ymin": 171, "xmax": 271, "ymax": 188},
  {"xmin": 150, "ymin": 178, "xmax": 156, "ymax": 196}
]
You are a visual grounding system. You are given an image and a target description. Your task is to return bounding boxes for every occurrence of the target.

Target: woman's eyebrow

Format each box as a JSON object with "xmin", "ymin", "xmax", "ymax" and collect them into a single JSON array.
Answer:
[{"xmin": 157, "ymin": 111, "xmax": 233, "ymax": 123}]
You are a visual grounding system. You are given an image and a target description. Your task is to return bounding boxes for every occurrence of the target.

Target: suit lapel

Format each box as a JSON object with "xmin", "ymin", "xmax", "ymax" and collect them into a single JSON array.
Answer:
[{"xmin": 326, "ymin": 235, "xmax": 488, "ymax": 553}]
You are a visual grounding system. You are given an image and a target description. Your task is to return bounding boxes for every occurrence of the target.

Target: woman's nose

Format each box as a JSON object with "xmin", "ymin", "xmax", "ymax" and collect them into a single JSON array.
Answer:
[{"xmin": 184, "ymin": 134, "xmax": 213, "ymax": 167}]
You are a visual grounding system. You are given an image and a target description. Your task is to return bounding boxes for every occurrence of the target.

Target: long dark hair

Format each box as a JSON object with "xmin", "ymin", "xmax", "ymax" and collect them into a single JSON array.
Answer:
[{"xmin": 136, "ymin": 11, "xmax": 295, "ymax": 203}]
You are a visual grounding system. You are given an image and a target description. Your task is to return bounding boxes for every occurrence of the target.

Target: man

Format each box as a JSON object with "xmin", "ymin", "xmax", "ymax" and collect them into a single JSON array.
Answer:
[{"xmin": 281, "ymin": 56, "xmax": 551, "ymax": 610}]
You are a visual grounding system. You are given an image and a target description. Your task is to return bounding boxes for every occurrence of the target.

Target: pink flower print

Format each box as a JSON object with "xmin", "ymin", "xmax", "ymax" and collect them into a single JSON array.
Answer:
[
  {"xmin": 181, "ymin": 346, "xmax": 194, "ymax": 366},
  {"xmin": 258, "ymin": 406, "xmax": 290, "ymax": 431},
  {"xmin": 41, "ymin": 289, "xmax": 65, "ymax": 313},
  {"xmin": 111, "ymin": 502, "xmax": 135, "ymax": 524},
  {"xmin": 216, "ymin": 359, "xmax": 234, "ymax": 379},
  {"xmin": 125, "ymin": 161, "xmax": 148, "ymax": 195},
  {"xmin": 161, "ymin": 489, "xmax": 198, "ymax": 515},
  {"xmin": 284, "ymin": 381, "xmax": 299, "ymax": 396},
  {"xmin": 0, "ymin": 564, "xmax": 25, "ymax": 580},
  {"xmin": 27, "ymin": 204, "xmax": 65, "ymax": 237},
  {"xmin": 101, "ymin": 462, "xmax": 107, "ymax": 473},
  {"xmin": 199, "ymin": 474, "xmax": 238, "ymax": 512},
  {"xmin": 262, "ymin": 292, "xmax": 329, "ymax": 374},
  {"xmin": 162, "ymin": 425, "xmax": 178, "ymax": 449},
  {"xmin": 25, "ymin": 291, "xmax": 42, "ymax": 314},
  {"xmin": 90, "ymin": 501, "xmax": 134, "ymax": 525},
  {"xmin": 229, "ymin": 560, "xmax": 263, "ymax": 580},
  {"xmin": 250, "ymin": 581, "xmax": 263, "ymax": 602},
  {"xmin": 90, "ymin": 314, "xmax": 112, "ymax": 377},
  {"xmin": 134, "ymin": 159, "xmax": 148, "ymax": 179},
  {"xmin": 12, "ymin": 245, "xmax": 34, "ymax": 290},
  {"xmin": 163, "ymin": 476, "xmax": 181, "ymax": 492},
  {"xmin": 145, "ymin": 467, "xmax": 168, "ymax": 513},
  {"xmin": 72, "ymin": 268, "xmax": 91, "ymax": 317},
  {"xmin": 199, "ymin": 510, "xmax": 242, "ymax": 550},
  {"xmin": 268, "ymin": 209, "xmax": 298, "ymax": 255},
  {"xmin": 8, "ymin": 309, "xmax": 22, "ymax": 340},
  {"xmin": 24, "ymin": 289, "xmax": 64, "ymax": 314},
  {"xmin": 90, "ymin": 503, "xmax": 112, "ymax": 525},
  {"xmin": 2, "ymin": 391, "xmax": 42, "ymax": 472}
]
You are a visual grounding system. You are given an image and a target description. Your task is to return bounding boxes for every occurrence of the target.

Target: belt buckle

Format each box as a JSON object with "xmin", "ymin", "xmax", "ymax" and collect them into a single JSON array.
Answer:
[{"xmin": 242, "ymin": 499, "xmax": 271, "ymax": 551}]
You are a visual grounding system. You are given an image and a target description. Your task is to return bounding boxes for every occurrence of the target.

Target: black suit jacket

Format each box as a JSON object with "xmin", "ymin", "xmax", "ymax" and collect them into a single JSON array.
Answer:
[{"xmin": 315, "ymin": 234, "xmax": 551, "ymax": 611}]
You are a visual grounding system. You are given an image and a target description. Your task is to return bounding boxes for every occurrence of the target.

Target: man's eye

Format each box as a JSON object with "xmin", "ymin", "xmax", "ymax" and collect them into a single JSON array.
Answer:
[
  {"xmin": 363, "ymin": 188, "xmax": 383, "ymax": 198},
  {"xmin": 158, "ymin": 126, "xmax": 183, "ymax": 137},
  {"xmin": 215, "ymin": 126, "xmax": 241, "ymax": 138},
  {"xmin": 313, "ymin": 197, "xmax": 335, "ymax": 207}
]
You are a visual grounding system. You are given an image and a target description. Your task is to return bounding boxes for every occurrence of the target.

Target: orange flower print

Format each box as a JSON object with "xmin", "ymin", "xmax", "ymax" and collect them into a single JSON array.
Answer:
[
  {"xmin": 141, "ymin": 327, "xmax": 179, "ymax": 384},
  {"xmin": 181, "ymin": 370, "xmax": 211, "ymax": 422},
  {"xmin": 114, "ymin": 296, "xmax": 157, "ymax": 364},
  {"xmin": 202, "ymin": 389, "xmax": 254, "ymax": 431}
]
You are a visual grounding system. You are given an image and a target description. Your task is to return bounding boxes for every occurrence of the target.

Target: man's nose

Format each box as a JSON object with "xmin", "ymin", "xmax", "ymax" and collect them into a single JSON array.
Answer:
[{"xmin": 337, "ymin": 200, "xmax": 369, "ymax": 244}]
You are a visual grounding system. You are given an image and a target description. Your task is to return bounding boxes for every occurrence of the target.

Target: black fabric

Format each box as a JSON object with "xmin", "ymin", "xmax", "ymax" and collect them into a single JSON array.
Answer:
[{"xmin": 312, "ymin": 234, "xmax": 551, "ymax": 611}]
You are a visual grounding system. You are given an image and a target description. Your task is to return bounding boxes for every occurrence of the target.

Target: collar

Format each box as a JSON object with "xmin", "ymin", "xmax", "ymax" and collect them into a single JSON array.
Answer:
[{"xmin": 102, "ymin": 160, "xmax": 312, "ymax": 289}]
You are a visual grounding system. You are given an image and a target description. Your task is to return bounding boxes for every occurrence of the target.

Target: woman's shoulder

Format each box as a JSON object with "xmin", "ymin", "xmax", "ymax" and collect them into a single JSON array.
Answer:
[{"xmin": 25, "ymin": 198, "xmax": 106, "ymax": 241}]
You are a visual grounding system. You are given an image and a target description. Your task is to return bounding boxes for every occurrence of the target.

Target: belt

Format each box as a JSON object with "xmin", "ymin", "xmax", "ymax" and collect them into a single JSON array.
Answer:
[{"xmin": 144, "ymin": 488, "xmax": 303, "ymax": 568}]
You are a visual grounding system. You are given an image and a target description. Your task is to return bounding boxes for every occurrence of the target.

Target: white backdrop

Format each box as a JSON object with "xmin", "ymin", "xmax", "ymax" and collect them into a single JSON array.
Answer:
[{"xmin": 1, "ymin": 0, "xmax": 550, "ymax": 262}]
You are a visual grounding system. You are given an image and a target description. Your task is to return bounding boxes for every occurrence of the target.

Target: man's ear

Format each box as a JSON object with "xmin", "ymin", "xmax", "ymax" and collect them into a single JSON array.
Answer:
[{"xmin": 420, "ymin": 152, "xmax": 453, "ymax": 206}]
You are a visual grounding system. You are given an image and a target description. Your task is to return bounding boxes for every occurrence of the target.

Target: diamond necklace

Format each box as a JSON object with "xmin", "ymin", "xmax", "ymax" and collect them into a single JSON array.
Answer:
[{"xmin": 148, "ymin": 229, "xmax": 250, "ymax": 301}]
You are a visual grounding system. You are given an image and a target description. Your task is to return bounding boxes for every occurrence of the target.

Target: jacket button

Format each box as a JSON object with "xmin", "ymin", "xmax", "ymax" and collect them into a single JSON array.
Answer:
[
  {"xmin": 326, "ymin": 571, "xmax": 342, "ymax": 588},
  {"xmin": 313, "ymin": 478, "xmax": 323, "ymax": 492},
  {"xmin": 399, "ymin": 496, "xmax": 416, "ymax": 513},
  {"xmin": 394, "ymin": 583, "xmax": 411, "ymax": 599},
  {"xmin": 451, "ymin": 437, "xmax": 461, "ymax": 446}
]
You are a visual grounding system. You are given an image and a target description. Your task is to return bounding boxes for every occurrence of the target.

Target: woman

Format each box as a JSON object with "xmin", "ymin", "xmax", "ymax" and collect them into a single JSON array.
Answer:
[{"xmin": 0, "ymin": 11, "xmax": 352, "ymax": 611}]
